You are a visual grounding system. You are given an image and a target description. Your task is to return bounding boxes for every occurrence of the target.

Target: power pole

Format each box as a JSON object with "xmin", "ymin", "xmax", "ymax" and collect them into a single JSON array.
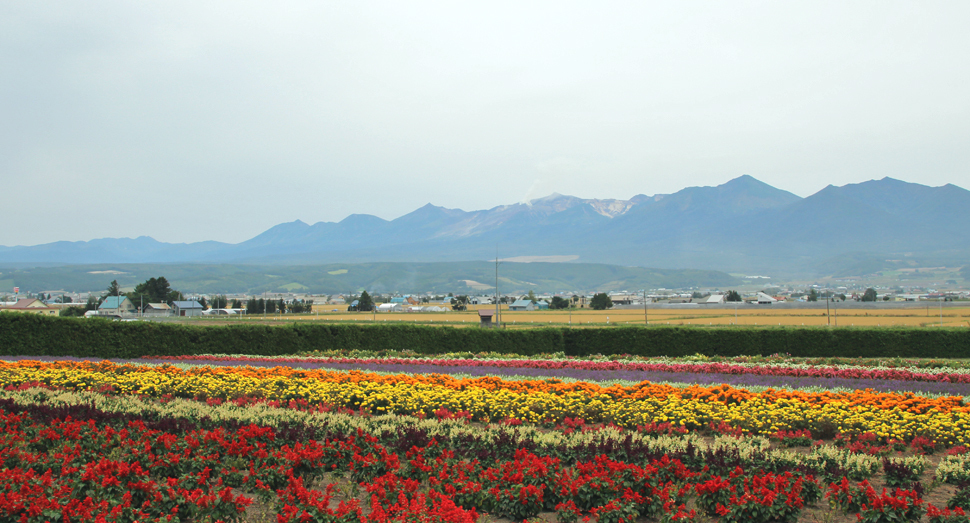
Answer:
[
  {"xmin": 495, "ymin": 255, "xmax": 501, "ymax": 328},
  {"xmin": 643, "ymin": 289, "xmax": 648, "ymax": 325},
  {"xmin": 826, "ymin": 297, "xmax": 830, "ymax": 327}
]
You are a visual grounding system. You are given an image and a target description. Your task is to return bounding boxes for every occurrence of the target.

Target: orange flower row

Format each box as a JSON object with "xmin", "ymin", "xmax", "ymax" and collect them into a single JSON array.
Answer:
[{"xmin": 2, "ymin": 359, "xmax": 965, "ymax": 415}]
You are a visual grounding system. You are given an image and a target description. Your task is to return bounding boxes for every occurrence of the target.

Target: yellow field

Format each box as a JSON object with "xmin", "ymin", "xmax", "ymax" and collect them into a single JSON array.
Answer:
[{"xmin": 192, "ymin": 304, "xmax": 970, "ymax": 328}]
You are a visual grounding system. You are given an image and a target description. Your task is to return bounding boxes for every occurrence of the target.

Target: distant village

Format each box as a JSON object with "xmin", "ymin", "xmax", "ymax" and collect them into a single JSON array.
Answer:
[{"xmin": 2, "ymin": 279, "xmax": 968, "ymax": 319}]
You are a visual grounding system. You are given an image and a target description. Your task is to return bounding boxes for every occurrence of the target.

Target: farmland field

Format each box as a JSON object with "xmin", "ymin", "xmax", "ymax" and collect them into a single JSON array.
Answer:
[
  {"xmin": 1, "ymin": 351, "xmax": 970, "ymax": 522},
  {"xmin": 183, "ymin": 305, "xmax": 970, "ymax": 329}
]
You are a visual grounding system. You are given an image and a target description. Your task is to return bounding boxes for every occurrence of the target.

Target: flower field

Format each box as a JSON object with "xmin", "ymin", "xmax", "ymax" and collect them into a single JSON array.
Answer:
[{"xmin": 2, "ymin": 353, "xmax": 970, "ymax": 522}]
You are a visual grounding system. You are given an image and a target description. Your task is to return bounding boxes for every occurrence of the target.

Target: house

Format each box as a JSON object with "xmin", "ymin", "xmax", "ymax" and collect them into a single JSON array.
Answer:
[
  {"xmin": 478, "ymin": 309, "xmax": 495, "ymax": 328},
  {"xmin": 99, "ymin": 296, "xmax": 137, "ymax": 316},
  {"xmin": 704, "ymin": 294, "xmax": 726, "ymax": 305},
  {"xmin": 536, "ymin": 300, "xmax": 549, "ymax": 310},
  {"xmin": 508, "ymin": 299, "xmax": 535, "ymax": 311},
  {"xmin": 756, "ymin": 292, "xmax": 777, "ymax": 305},
  {"xmin": 172, "ymin": 300, "xmax": 205, "ymax": 317},
  {"xmin": 609, "ymin": 294, "xmax": 635, "ymax": 306},
  {"xmin": 142, "ymin": 303, "xmax": 172, "ymax": 317},
  {"xmin": 0, "ymin": 298, "xmax": 58, "ymax": 316},
  {"xmin": 390, "ymin": 297, "xmax": 407, "ymax": 304}
]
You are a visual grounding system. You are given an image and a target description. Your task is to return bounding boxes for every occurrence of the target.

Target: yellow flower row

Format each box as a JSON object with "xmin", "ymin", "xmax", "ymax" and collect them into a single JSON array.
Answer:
[{"xmin": 1, "ymin": 361, "xmax": 967, "ymax": 446}]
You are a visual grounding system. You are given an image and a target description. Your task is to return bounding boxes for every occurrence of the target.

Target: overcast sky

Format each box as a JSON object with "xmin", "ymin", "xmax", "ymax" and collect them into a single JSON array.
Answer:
[{"xmin": 2, "ymin": 1, "xmax": 968, "ymax": 246}]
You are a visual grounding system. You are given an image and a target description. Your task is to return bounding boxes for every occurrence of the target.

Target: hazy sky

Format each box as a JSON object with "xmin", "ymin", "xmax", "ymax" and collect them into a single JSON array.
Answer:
[{"xmin": 2, "ymin": 1, "xmax": 968, "ymax": 246}]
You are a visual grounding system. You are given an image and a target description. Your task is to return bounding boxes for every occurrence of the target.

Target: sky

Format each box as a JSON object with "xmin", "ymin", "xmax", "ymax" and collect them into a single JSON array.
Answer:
[{"xmin": 2, "ymin": 1, "xmax": 969, "ymax": 246}]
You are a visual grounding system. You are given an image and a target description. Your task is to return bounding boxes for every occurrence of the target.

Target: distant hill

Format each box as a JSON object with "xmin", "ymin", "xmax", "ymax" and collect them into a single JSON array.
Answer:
[
  {"xmin": 0, "ymin": 262, "xmax": 740, "ymax": 295},
  {"xmin": 1, "ymin": 176, "xmax": 968, "ymax": 278}
]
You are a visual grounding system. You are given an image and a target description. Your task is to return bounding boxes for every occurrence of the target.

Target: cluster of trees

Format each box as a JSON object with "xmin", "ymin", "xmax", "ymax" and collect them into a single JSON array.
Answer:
[
  {"xmin": 348, "ymin": 291, "xmax": 375, "ymax": 312},
  {"xmin": 245, "ymin": 297, "xmax": 315, "ymax": 314},
  {"xmin": 549, "ymin": 296, "xmax": 570, "ymax": 309},
  {"xmin": 209, "ymin": 296, "xmax": 243, "ymax": 310},
  {"xmin": 589, "ymin": 292, "xmax": 612, "ymax": 310},
  {"xmin": 125, "ymin": 277, "xmax": 183, "ymax": 306}
]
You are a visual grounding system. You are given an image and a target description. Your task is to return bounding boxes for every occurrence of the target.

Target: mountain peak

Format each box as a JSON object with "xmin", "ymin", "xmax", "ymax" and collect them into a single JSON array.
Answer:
[
  {"xmin": 528, "ymin": 193, "xmax": 568, "ymax": 205},
  {"xmin": 340, "ymin": 214, "xmax": 388, "ymax": 225},
  {"xmin": 720, "ymin": 174, "xmax": 775, "ymax": 190}
]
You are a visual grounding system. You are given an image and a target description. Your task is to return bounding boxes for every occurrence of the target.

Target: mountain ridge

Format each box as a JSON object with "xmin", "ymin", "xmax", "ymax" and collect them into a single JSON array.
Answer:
[{"xmin": 2, "ymin": 176, "xmax": 968, "ymax": 278}]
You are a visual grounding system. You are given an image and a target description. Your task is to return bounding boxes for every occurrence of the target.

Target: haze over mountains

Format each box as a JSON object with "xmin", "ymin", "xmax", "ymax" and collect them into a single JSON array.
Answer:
[{"xmin": 3, "ymin": 176, "xmax": 968, "ymax": 277}]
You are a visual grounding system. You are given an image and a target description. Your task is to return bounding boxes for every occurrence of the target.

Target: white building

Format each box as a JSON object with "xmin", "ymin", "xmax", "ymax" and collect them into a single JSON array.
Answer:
[
  {"xmin": 377, "ymin": 303, "xmax": 402, "ymax": 312},
  {"xmin": 756, "ymin": 292, "xmax": 777, "ymax": 304}
]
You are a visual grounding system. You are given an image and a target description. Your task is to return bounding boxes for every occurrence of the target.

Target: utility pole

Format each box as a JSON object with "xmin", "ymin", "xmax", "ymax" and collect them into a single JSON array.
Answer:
[
  {"xmin": 643, "ymin": 289, "xmax": 648, "ymax": 325},
  {"xmin": 826, "ymin": 297, "xmax": 830, "ymax": 327},
  {"xmin": 495, "ymin": 252, "xmax": 501, "ymax": 328}
]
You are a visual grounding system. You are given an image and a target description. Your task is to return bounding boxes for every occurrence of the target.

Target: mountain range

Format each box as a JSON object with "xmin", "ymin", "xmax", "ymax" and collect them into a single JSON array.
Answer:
[{"xmin": 3, "ymin": 176, "xmax": 969, "ymax": 278}]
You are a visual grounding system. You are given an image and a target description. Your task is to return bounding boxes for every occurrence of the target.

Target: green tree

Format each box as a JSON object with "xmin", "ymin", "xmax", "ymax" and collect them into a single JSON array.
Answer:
[
  {"xmin": 230, "ymin": 299, "xmax": 242, "ymax": 309},
  {"xmin": 807, "ymin": 289, "xmax": 818, "ymax": 302},
  {"xmin": 861, "ymin": 288, "xmax": 878, "ymax": 302},
  {"xmin": 549, "ymin": 296, "xmax": 570, "ymax": 309},
  {"xmin": 246, "ymin": 297, "xmax": 258, "ymax": 315},
  {"xmin": 128, "ymin": 277, "xmax": 179, "ymax": 305},
  {"xmin": 526, "ymin": 290, "xmax": 538, "ymax": 304},
  {"xmin": 105, "ymin": 280, "xmax": 121, "ymax": 298},
  {"xmin": 265, "ymin": 299, "xmax": 276, "ymax": 314},
  {"xmin": 357, "ymin": 291, "xmax": 375, "ymax": 312},
  {"xmin": 590, "ymin": 293, "xmax": 613, "ymax": 310},
  {"xmin": 725, "ymin": 290, "xmax": 742, "ymax": 302},
  {"xmin": 278, "ymin": 298, "xmax": 286, "ymax": 313},
  {"xmin": 85, "ymin": 296, "xmax": 98, "ymax": 311},
  {"xmin": 211, "ymin": 295, "xmax": 229, "ymax": 309}
]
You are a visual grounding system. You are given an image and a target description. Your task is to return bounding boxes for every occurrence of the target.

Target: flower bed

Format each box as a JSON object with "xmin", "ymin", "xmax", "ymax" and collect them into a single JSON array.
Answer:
[
  {"xmin": 3, "ymin": 356, "xmax": 970, "ymax": 522},
  {"xmin": 2, "ymin": 359, "xmax": 970, "ymax": 445},
  {"xmin": 145, "ymin": 353, "xmax": 970, "ymax": 384},
  {"xmin": 0, "ymin": 386, "xmax": 968, "ymax": 522}
]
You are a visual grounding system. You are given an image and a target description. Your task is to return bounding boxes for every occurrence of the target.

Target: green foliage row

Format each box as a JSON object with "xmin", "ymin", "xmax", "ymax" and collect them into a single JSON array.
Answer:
[
  {"xmin": 0, "ymin": 314, "xmax": 562, "ymax": 358},
  {"xmin": 2, "ymin": 314, "xmax": 969, "ymax": 359}
]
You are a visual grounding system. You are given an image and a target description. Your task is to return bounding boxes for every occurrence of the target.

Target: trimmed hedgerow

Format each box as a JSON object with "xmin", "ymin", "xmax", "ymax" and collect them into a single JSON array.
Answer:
[{"xmin": 1, "ymin": 313, "xmax": 968, "ymax": 359}]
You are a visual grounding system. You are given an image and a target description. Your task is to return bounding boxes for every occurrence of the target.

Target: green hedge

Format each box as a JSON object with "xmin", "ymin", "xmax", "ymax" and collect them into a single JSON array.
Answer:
[
  {"xmin": 1, "ymin": 313, "xmax": 969, "ymax": 359},
  {"xmin": 560, "ymin": 327, "xmax": 970, "ymax": 358},
  {"xmin": 0, "ymin": 314, "xmax": 563, "ymax": 358}
]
